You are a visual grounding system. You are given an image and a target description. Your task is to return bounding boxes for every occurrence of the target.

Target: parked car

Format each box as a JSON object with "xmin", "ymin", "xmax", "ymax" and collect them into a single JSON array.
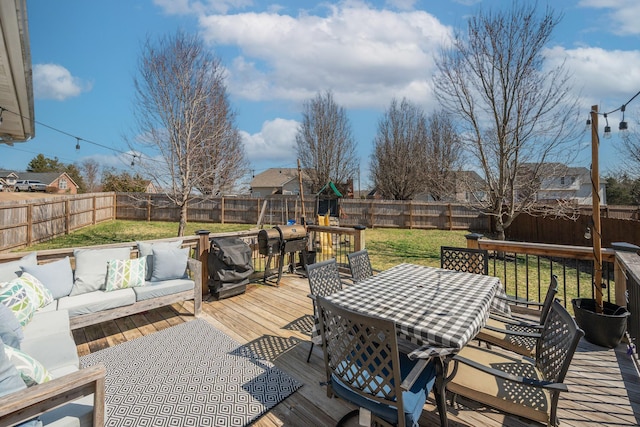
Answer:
[{"xmin": 14, "ymin": 179, "xmax": 47, "ymax": 192}]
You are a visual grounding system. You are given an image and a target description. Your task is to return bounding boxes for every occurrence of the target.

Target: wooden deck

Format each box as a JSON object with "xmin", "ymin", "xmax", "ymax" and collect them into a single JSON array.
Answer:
[{"xmin": 74, "ymin": 274, "xmax": 640, "ymax": 426}]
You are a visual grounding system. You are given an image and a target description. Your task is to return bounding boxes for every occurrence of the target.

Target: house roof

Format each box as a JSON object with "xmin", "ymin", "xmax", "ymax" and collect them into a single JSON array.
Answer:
[
  {"xmin": 522, "ymin": 163, "xmax": 590, "ymax": 181},
  {"xmin": 16, "ymin": 171, "xmax": 78, "ymax": 187},
  {"xmin": 0, "ymin": 0, "xmax": 35, "ymax": 144},
  {"xmin": 251, "ymin": 168, "xmax": 308, "ymax": 188}
]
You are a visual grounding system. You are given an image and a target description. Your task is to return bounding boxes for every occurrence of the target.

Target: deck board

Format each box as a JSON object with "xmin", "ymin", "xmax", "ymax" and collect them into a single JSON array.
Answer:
[{"xmin": 76, "ymin": 274, "xmax": 640, "ymax": 426}]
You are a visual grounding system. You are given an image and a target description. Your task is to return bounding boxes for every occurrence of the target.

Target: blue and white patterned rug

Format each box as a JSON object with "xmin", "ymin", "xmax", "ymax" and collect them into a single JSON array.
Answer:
[{"xmin": 80, "ymin": 319, "xmax": 302, "ymax": 427}]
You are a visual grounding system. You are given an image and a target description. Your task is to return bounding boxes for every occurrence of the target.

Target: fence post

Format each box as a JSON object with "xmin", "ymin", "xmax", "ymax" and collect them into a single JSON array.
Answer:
[
  {"xmin": 466, "ymin": 233, "xmax": 484, "ymax": 249},
  {"xmin": 92, "ymin": 195, "xmax": 97, "ymax": 225},
  {"xmin": 353, "ymin": 225, "xmax": 366, "ymax": 251},
  {"xmin": 196, "ymin": 230, "xmax": 211, "ymax": 297},
  {"xmin": 147, "ymin": 195, "xmax": 152, "ymax": 221},
  {"xmin": 26, "ymin": 204, "xmax": 33, "ymax": 246},
  {"xmin": 221, "ymin": 197, "xmax": 225, "ymax": 224},
  {"xmin": 65, "ymin": 199, "xmax": 71, "ymax": 235}
]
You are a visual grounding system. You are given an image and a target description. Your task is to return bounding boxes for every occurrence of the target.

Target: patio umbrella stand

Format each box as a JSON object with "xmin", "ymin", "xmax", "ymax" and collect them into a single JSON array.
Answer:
[{"xmin": 572, "ymin": 298, "xmax": 630, "ymax": 348}]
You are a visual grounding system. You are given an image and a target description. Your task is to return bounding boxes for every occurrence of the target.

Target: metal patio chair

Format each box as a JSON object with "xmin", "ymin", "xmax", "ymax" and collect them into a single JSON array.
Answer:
[
  {"xmin": 316, "ymin": 295, "xmax": 443, "ymax": 427},
  {"xmin": 440, "ymin": 246, "xmax": 489, "ymax": 275},
  {"xmin": 476, "ymin": 276, "xmax": 559, "ymax": 357},
  {"xmin": 306, "ymin": 259, "xmax": 346, "ymax": 363},
  {"xmin": 347, "ymin": 249, "xmax": 379, "ymax": 283},
  {"xmin": 446, "ymin": 300, "xmax": 584, "ymax": 426}
]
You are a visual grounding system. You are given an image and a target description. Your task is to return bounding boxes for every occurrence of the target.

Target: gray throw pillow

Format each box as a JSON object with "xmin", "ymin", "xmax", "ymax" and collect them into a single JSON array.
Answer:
[
  {"xmin": 137, "ymin": 240, "xmax": 182, "ymax": 281},
  {"xmin": 71, "ymin": 247, "xmax": 131, "ymax": 296},
  {"xmin": 0, "ymin": 304, "xmax": 23, "ymax": 348},
  {"xmin": 0, "ymin": 252, "xmax": 37, "ymax": 282},
  {"xmin": 22, "ymin": 257, "xmax": 74, "ymax": 300},
  {"xmin": 0, "ymin": 337, "xmax": 26, "ymax": 396},
  {"xmin": 150, "ymin": 247, "xmax": 189, "ymax": 282}
]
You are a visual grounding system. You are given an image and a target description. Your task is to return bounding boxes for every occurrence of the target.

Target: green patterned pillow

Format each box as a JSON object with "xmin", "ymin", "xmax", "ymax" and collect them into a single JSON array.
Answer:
[
  {"xmin": 4, "ymin": 345, "xmax": 53, "ymax": 386},
  {"xmin": 0, "ymin": 282, "xmax": 37, "ymax": 326},
  {"xmin": 15, "ymin": 273, "xmax": 54, "ymax": 309},
  {"xmin": 105, "ymin": 257, "xmax": 146, "ymax": 291}
]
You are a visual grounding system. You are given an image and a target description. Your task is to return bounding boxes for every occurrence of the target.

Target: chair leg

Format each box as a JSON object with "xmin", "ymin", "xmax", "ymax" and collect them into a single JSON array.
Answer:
[
  {"xmin": 434, "ymin": 358, "xmax": 449, "ymax": 427},
  {"xmin": 336, "ymin": 409, "xmax": 359, "ymax": 427},
  {"xmin": 306, "ymin": 342, "xmax": 314, "ymax": 363}
]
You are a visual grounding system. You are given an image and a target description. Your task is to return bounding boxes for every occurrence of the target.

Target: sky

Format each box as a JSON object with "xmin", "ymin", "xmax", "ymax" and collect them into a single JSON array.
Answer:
[{"xmin": 2, "ymin": 0, "xmax": 640, "ymax": 190}]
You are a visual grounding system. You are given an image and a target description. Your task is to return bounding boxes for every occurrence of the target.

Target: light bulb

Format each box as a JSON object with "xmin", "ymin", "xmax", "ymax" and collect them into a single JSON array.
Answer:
[
  {"xmin": 585, "ymin": 118, "xmax": 591, "ymax": 131},
  {"xmin": 603, "ymin": 125, "xmax": 612, "ymax": 139},
  {"xmin": 584, "ymin": 227, "xmax": 592, "ymax": 240},
  {"xmin": 619, "ymin": 121, "xmax": 629, "ymax": 137}
]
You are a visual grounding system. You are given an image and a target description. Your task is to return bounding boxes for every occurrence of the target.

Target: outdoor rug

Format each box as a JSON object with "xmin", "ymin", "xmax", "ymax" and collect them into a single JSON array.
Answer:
[{"xmin": 80, "ymin": 319, "xmax": 302, "ymax": 427}]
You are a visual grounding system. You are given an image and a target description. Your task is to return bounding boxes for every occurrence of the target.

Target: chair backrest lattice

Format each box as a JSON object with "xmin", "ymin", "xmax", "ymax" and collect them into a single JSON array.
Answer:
[
  {"xmin": 317, "ymin": 296, "xmax": 405, "ymax": 419},
  {"xmin": 536, "ymin": 300, "xmax": 584, "ymax": 384},
  {"xmin": 347, "ymin": 250, "xmax": 374, "ymax": 282},
  {"xmin": 440, "ymin": 246, "xmax": 489, "ymax": 275},
  {"xmin": 307, "ymin": 259, "xmax": 343, "ymax": 298},
  {"xmin": 539, "ymin": 275, "xmax": 559, "ymax": 324}
]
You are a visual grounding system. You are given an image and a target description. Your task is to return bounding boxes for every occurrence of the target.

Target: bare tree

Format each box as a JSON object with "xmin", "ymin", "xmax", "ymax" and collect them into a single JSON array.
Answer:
[
  {"xmin": 80, "ymin": 159, "xmax": 101, "ymax": 193},
  {"xmin": 296, "ymin": 91, "xmax": 358, "ymax": 193},
  {"xmin": 132, "ymin": 31, "xmax": 247, "ymax": 236},
  {"xmin": 424, "ymin": 110, "xmax": 463, "ymax": 201},
  {"xmin": 619, "ymin": 112, "xmax": 640, "ymax": 176},
  {"xmin": 370, "ymin": 98, "xmax": 429, "ymax": 200},
  {"xmin": 433, "ymin": 3, "xmax": 580, "ymax": 239}
]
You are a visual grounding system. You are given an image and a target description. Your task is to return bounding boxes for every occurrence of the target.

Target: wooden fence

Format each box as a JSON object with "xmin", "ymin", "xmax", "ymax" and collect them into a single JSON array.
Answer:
[
  {"xmin": 1, "ymin": 191, "xmax": 638, "ymax": 252},
  {"xmin": 0, "ymin": 193, "xmax": 115, "ymax": 251}
]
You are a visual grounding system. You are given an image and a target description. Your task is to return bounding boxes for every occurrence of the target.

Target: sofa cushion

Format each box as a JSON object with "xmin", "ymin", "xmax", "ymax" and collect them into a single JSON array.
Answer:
[
  {"xmin": 71, "ymin": 248, "xmax": 131, "ymax": 296},
  {"xmin": 134, "ymin": 278, "xmax": 195, "ymax": 301},
  {"xmin": 137, "ymin": 240, "xmax": 182, "ymax": 280},
  {"xmin": 39, "ymin": 393, "xmax": 94, "ymax": 427},
  {"xmin": 15, "ymin": 272, "xmax": 54, "ymax": 308},
  {"xmin": 0, "ymin": 281, "xmax": 38, "ymax": 326},
  {"xmin": 21, "ymin": 332, "xmax": 79, "ymax": 378},
  {"xmin": 23, "ymin": 310, "xmax": 71, "ymax": 342},
  {"xmin": 0, "ymin": 337, "xmax": 27, "ymax": 396},
  {"xmin": 58, "ymin": 289, "xmax": 136, "ymax": 317},
  {"xmin": 4, "ymin": 344, "xmax": 53, "ymax": 386},
  {"xmin": 105, "ymin": 258, "xmax": 146, "ymax": 291},
  {"xmin": 0, "ymin": 252, "xmax": 37, "ymax": 282},
  {"xmin": 22, "ymin": 257, "xmax": 73, "ymax": 300},
  {"xmin": 150, "ymin": 247, "xmax": 189, "ymax": 282},
  {"xmin": 0, "ymin": 302, "xmax": 24, "ymax": 346}
]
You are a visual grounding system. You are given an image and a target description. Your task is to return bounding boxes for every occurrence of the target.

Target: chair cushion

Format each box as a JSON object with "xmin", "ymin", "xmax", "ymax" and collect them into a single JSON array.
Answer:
[
  {"xmin": 137, "ymin": 240, "xmax": 183, "ymax": 280},
  {"xmin": 133, "ymin": 278, "xmax": 194, "ymax": 301},
  {"xmin": 0, "ymin": 252, "xmax": 37, "ymax": 282},
  {"xmin": 476, "ymin": 318, "xmax": 537, "ymax": 357},
  {"xmin": 21, "ymin": 332, "xmax": 79, "ymax": 378},
  {"xmin": 22, "ymin": 257, "xmax": 74, "ymax": 300},
  {"xmin": 0, "ymin": 302, "xmax": 24, "ymax": 347},
  {"xmin": 71, "ymin": 247, "xmax": 131, "ymax": 296},
  {"xmin": 447, "ymin": 344, "xmax": 551, "ymax": 424},
  {"xmin": 331, "ymin": 353, "xmax": 436, "ymax": 426},
  {"xmin": 58, "ymin": 289, "xmax": 136, "ymax": 317},
  {"xmin": 105, "ymin": 258, "xmax": 147, "ymax": 291},
  {"xmin": 23, "ymin": 310, "xmax": 71, "ymax": 342},
  {"xmin": 150, "ymin": 247, "xmax": 189, "ymax": 282}
]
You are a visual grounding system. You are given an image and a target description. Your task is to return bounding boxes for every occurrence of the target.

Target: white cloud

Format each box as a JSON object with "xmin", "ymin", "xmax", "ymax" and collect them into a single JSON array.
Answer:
[
  {"xmin": 544, "ymin": 46, "xmax": 640, "ymax": 104},
  {"xmin": 240, "ymin": 118, "xmax": 299, "ymax": 166},
  {"xmin": 153, "ymin": 0, "xmax": 252, "ymax": 15},
  {"xmin": 578, "ymin": 0, "xmax": 640, "ymax": 36},
  {"xmin": 197, "ymin": 3, "xmax": 452, "ymax": 109},
  {"xmin": 33, "ymin": 64, "xmax": 91, "ymax": 101}
]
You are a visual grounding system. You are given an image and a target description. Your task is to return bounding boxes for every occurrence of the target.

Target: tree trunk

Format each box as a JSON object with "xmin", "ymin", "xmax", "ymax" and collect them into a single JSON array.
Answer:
[{"xmin": 177, "ymin": 204, "xmax": 188, "ymax": 237}]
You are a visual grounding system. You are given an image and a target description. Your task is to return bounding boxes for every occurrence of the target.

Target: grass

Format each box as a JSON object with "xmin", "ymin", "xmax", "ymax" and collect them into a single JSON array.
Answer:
[{"xmin": 23, "ymin": 220, "xmax": 598, "ymax": 311}]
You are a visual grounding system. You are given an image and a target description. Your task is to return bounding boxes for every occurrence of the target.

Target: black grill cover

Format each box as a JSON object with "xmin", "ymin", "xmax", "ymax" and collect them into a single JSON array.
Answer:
[{"xmin": 208, "ymin": 237, "xmax": 253, "ymax": 295}]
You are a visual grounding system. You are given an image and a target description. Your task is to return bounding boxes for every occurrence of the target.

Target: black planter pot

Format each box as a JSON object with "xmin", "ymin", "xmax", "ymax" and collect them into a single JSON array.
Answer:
[{"xmin": 571, "ymin": 298, "xmax": 630, "ymax": 348}]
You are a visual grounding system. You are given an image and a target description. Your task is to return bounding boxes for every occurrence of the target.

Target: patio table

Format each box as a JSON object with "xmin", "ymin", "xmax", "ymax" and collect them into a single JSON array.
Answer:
[{"xmin": 324, "ymin": 263, "xmax": 510, "ymax": 359}]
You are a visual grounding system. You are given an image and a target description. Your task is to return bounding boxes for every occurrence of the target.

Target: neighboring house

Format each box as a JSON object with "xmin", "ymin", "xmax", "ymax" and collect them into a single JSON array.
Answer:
[
  {"xmin": 530, "ymin": 163, "xmax": 606, "ymax": 205},
  {"xmin": 0, "ymin": 170, "xmax": 19, "ymax": 189},
  {"xmin": 11, "ymin": 171, "xmax": 79, "ymax": 194},
  {"xmin": 250, "ymin": 168, "xmax": 312, "ymax": 198},
  {"xmin": 412, "ymin": 170, "xmax": 488, "ymax": 203}
]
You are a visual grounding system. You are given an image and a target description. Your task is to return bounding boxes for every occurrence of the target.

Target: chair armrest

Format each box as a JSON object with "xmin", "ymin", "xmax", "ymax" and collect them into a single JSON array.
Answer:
[
  {"xmin": 452, "ymin": 355, "xmax": 568, "ymax": 392},
  {"xmin": 0, "ymin": 364, "xmax": 106, "ymax": 427},
  {"xmin": 496, "ymin": 294, "xmax": 544, "ymax": 307},
  {"xmin": 489, "ymin": 312, "xmax": 543, "ymax": 329},
  {"xmin": 187, "ymin": 258, "xmax": 203, "ymax": 316},
  {"xmin": 401, "ymin": 358, "xmax": 430, "ymax": 391},
  {"xmin": 482, "ymin": 324, "xmax": 541, "ymax": 339},
  {"xmin": 307, "ymin": 293, "xmax": 317, "ymax": 301}
]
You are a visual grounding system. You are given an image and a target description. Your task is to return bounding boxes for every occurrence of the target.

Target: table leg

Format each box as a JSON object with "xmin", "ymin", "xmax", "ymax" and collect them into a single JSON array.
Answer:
[{"xmin": 434, "ymin": 357, "xmax": 449, "ymax": 427}]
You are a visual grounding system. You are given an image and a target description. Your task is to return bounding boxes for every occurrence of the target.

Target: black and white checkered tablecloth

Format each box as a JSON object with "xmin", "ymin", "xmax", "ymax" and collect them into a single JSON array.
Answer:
[{"xmin": 324, "ymin": 263, "xmax": 510, "ymax": 359}]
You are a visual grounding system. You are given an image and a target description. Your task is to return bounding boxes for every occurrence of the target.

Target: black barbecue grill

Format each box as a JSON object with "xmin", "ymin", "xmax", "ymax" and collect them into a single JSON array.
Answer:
[{"xmin": 258, "ymin": 224, "xmax": 309, "ymax": 285}]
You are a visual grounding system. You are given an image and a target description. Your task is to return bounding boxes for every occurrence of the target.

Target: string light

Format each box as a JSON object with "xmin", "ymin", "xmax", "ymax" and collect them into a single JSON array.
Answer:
[
  {"xmin": 619, "ymin": 104, "xmax": 628, "ymax": 136},
  {"xmin": 75, "ymin": 137, "xmax": 81, "ymax": 151},
  {"xmin": 603, "ymin": 114, "xmax": 611, "ymax": 139}
]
